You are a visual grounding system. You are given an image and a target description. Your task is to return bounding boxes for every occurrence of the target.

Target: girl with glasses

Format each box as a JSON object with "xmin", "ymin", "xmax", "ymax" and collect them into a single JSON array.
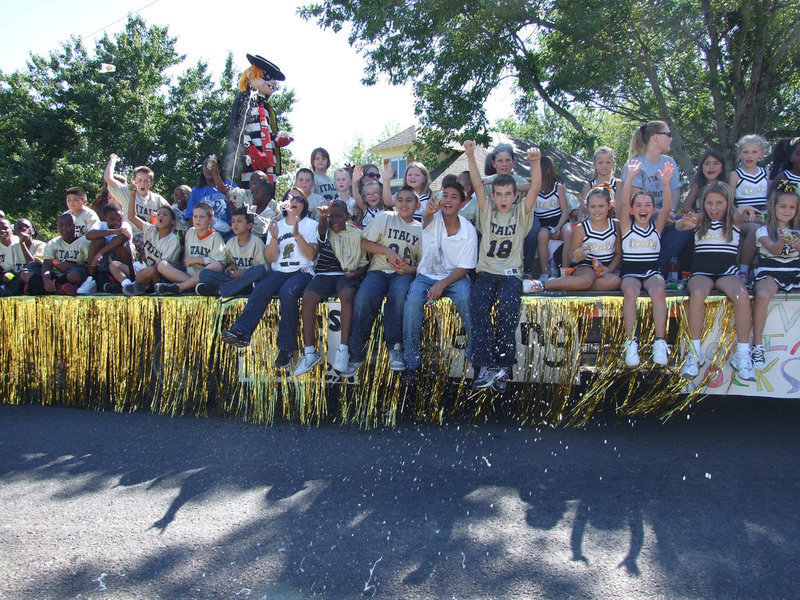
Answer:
[{"xmin": 622, "ymin": 121, "xmax": 687, "ymax": 275}]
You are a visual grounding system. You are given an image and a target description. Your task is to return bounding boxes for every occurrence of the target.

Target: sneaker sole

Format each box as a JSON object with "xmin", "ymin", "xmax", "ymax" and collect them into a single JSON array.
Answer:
[{"xmin": 220, "ymin": 331, "xmax": 249, "ymax": 348}]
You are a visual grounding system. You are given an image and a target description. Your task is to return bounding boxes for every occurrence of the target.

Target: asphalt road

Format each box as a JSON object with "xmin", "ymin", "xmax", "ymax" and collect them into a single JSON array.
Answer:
[{"xmin": 1, "ymin": 398, "xmax": 799, "ymax": 599}]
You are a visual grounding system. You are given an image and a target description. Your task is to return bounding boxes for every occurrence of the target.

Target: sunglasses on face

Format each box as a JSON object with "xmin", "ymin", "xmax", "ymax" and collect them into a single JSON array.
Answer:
[{"xmin": 363, "ymin": 172, "xmax": 380, "ymax": 178}]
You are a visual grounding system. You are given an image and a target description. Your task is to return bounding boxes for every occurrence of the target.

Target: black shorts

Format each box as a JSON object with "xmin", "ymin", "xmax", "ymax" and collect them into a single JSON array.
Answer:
[
  {"xmin": 304, "ymin": 273, "xmax": 360, "ymax": 299},
  {"xmin": 539, "ymin": 216, "xmax": 561, "ymax": 229}
]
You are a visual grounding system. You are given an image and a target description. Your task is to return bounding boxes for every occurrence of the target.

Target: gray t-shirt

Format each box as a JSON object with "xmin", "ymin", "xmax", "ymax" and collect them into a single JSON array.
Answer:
[{"xmin": 621, "ymin": 154, "xmax": 681, "ymax": 210}]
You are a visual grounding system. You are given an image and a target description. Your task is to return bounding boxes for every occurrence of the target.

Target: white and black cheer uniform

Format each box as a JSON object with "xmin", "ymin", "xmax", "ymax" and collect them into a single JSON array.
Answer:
[
  {"xmin": 574, "ymin": 218, "xmax": 617, "ymax": 268},
  {"xmin": 690, "ymin": 221, "xmax": 740, "ymax": 278},
  {"xmin": 535, "ymin": 182, "xmax": 562, "ymax": 228},
  {"xmin": 733, "ymin": 167, "xmax": 768, "ymax": 209},
  {"xmin": 620, "ymin": 222, "xmax": 661, "ymax": 279},
  {"xmin": 782, "ymin": 170, "xmax": 800, "ymax": 186},
  {"xmin": 754, "ymin": 225, "xmax": 800, "ymax": 291},
  {"xmin": 589, "ymin": 177, "xmax": 619, "ymax": 198}
]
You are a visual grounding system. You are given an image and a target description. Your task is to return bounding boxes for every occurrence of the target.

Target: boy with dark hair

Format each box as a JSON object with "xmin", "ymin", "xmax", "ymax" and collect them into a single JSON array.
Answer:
[
  {"xmin": 65, "ymin": 186, "xmax": 100, "ymax": 237},
  {"xmin": 27, "ymin": 213, "xmax": 91, "ymax": 295},
  {"xmin": 346, "ymin": 186, "xmax": 423, "ymax": 374},
  {"xmin": 115, "ymin": 189, "xmax": 181, "ymax": 295},
  {"xmin": 402, "ymin": 182, "xmax": 477, "ymax": 376},
  {"xmin": 1, "ymin": 219, "xmax": 45, "ymax": 295},
  {"xmin": 196, "ymin": 207, "xmax": 268, "ymax": 297},
  {"xmin": 465, "ymin": 140, "xmax": 542, "ymax": 391},
  {"xmin": 79, "ymin": 204, "xmax": 134, "ymax": 294},
  {"xmin": 295, "ymin": 167, "xmax": 326, "ymax": 220}
]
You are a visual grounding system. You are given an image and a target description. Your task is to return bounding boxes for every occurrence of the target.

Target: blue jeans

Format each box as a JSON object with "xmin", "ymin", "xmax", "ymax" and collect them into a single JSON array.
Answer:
[
  {"xmin": 349, "ymin": 271, "xmax": 414, "ymax": 363},
  {"xmin": 470, "ymin": 272, "xmax": 522, "ymax": 369},
  {"xmin": 199, "ymin": 265, "xmax": 268, "ymax": 297},
  {"xmin": 403, "ymin": 274, "xmax": 472, "ymax": 370},
  {"xmin": 523, "ymin": 214, "xmax": 542, "ymax": 273},
  {"xmin": 232, "ymin": 269, "xmax": 312, "ymax": 352}
]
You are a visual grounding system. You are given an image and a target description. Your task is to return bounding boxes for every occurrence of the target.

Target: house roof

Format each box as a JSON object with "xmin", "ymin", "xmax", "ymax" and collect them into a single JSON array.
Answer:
[
  {"xmin": 429, "ymin": 132, "xmax": 593, "ymax": 195},
  {"xmin": 369, "ymin": 126, "xmax": 416, "ymax": 152}
]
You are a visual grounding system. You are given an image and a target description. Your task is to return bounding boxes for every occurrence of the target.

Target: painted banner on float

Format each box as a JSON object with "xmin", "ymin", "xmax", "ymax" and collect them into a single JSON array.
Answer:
[{"xmin": 682, "ymin": 295, "xmax": 800, "ymax": 398}]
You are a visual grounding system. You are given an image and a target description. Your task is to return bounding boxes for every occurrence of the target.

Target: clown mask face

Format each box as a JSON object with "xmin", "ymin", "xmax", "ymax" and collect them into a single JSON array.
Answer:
[{"xmin": 250, "ymin": 76, "xmax": 278, "ymax": 97}]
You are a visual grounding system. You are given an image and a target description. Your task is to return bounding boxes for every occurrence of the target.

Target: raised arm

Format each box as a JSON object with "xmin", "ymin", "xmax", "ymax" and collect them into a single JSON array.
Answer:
[
  {"xmin": 464, "ymin": 141, "xmax": 488, "ymax": 212},
  {"xmin": 317, "ymin": 201, "xmax": 331, "ymax": 240},
  {"xmin": 654, "ymin": 162, "xmax": 674, "ymax": 233},
  {"xmin": 104, "ymin": 153, "xmax": 121, "ymax": 188},
  {"xmin": 127, "ymin": 186, "xmax": 146, "ymax": 232},
  {"xmin": 522, "ymin": 147, "xmax": 542, "ymax": 214},
  {"xmin": 618, "ymin": 160, "xmax": 641, "ymax": 233},
  {"xmin": 352, "ymin": 166, "xmax": 366, "ymax": 212},
  {"xmin": 382, "ymin": 162, "xmax": 395, "ymax": 208}
]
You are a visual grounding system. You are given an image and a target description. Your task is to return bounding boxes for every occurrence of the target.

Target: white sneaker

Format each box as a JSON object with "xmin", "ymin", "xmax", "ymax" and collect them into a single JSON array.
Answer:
[
  {"xmin": 76, "ymin": 276, "xmax": 97, "ymax": 295},
  {"xmin": 681, "ymin": 351, "xmax": 705, "ymax": 378},
  {"xmin": 731, "ymin": 351, "xmax": 756, "ymax": 381},
  {"xmin": 751, "ymin": 345, "xmax": 766, "ymax": 369},
  {"xmin": 389, "ymin": 343, "xmax": 405, "ymax": 371},
  {"xmin": 294, "ymin": 351, "xmax": 322, "ymax": 376},
  {"xmin": 623, "ymin": 338, "xmax": 640, "ymax": 367},
  {"xmin": 652, "ymin": 339, "xmax": 669, "ymax": 366},
  {"xmin": 332, "ymin": 346, "xmax": 349, "ymax": 373}
]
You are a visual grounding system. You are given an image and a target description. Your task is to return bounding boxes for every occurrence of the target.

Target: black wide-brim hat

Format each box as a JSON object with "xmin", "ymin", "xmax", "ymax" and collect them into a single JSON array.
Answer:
[{"xmin": 246, "ymin": 54, "xmax": 285, "ymax": 81}]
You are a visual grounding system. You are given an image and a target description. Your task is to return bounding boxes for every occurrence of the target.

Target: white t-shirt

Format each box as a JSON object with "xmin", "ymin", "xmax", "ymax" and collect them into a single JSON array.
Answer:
[
  {"xmin": 417, "ymin": 212, "xmax": 478, "ymax": 280},
  {"xmin": 267, "ymin": 217, "xmax": 319, "ymax": 273},
  {"xmin": 90, "ymin": 221, "xmax": 134, "ymax": 244}
]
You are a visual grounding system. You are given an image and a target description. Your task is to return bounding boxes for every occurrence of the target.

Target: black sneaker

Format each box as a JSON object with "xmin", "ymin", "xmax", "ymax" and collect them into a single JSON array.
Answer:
[
  {"xmin": 103, "ymin": 282, "xmax": 122, "ymax": 293},
  {"xmin": 195, "ymin": 282, "xmax": 219, "ymax": 296},
  {"xmin": 154, "ymin": 282, "xmax": 180, "ymax": 295},
  {"xmin": 220, "ymin": 329, "xmax": 250, "ymax": 348},
  {"xmin": 123, "ymin": 282, "xmax": 150, "ymax": 296},
  {"xmin": 274, "ymin": 350, "xmax": 293, "ymax": 369}
]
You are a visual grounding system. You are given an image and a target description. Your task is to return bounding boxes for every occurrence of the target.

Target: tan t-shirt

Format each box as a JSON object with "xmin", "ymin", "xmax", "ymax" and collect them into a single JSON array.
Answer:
[
  {"xmin": 141, "ymin": 223, "xmax": 181, "ymax": 267},
  {"xmin": 184, "ymin": 228, "xmax": 226, "ymax": 276},
  {"xmin": 108, "ymin": 179, "xmax": 169, "ymax": 234},
  {"xmin": 476, "ymin": 200, "xmax": 534, "ymax": 276},
  {"xmin": 362, "ymin": 211, "xmax": 423, "ymax": 272},
  {"xmin": 7, "ymin": 240, "xmax": 46, "ymax": 273},
  {"xmin": 224, "ymin": 235, "xmax": 267, "ymax": 270},
  {"xmin": 43, "ymin": 235, "xmax": 92, "ymax": 266},
  {"xmin": 68, "ymin": 207, "xmax": 100, "ymax": 237}
]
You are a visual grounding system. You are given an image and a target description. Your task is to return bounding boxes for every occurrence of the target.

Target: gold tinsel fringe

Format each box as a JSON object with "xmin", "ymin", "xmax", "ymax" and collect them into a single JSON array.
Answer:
[{"xmin": 0, "ymin": 294, "xmax": 743, "ymax": 427}]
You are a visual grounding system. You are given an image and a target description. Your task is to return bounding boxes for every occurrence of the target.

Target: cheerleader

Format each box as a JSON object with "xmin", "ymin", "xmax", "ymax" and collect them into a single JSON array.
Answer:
[
  {"xmin": 728, "ymin": 134, "xmax": 769, "ymax": 282},
  {"xmin": 538, "ymin": 186, "xmax": 621, "ymax": 292},
  {"xmin": 618, "ymin": 160, "xmax": 674, "ymax": 366},
  {"xmin": 751, "ymin": 181, "xmax": 800, "ymax": 368},
  {"xmin": 676, "ymin": 182, "xmax": 758, "ymax": 380}
]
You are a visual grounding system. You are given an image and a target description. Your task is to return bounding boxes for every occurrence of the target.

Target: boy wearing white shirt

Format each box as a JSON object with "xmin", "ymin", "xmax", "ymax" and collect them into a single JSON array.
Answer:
[{"xmin": 402, "ymin": 182, "xmax": 477, "ymax": 373}]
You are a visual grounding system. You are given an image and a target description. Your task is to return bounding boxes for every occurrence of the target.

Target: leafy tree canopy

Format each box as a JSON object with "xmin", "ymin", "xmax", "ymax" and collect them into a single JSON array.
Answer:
[{"xmin": 301, "ymin": 0, "xmax": 800, "ymax": 175}]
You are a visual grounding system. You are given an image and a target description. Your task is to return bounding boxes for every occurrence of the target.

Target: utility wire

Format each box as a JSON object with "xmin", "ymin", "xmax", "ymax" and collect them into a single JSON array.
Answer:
[{"xmin": 80, "ymin": 0, "xmax": 162, "ymax": 41}]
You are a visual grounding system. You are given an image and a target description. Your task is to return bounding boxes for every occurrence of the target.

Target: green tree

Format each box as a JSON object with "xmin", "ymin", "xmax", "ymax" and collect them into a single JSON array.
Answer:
[
  {"xmin": 0, "ymin": 15, "xmax": 294, "ymax": 230},
  {"xmin": 301, "ymin": 0, "xmax": 800, "ymax": 174}
]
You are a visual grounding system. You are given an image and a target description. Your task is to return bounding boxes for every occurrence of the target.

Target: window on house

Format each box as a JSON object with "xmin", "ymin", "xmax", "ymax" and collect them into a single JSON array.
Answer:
[{"xmin": 390, "ymin": 158, "xmax": 407, "ymax": 181}]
